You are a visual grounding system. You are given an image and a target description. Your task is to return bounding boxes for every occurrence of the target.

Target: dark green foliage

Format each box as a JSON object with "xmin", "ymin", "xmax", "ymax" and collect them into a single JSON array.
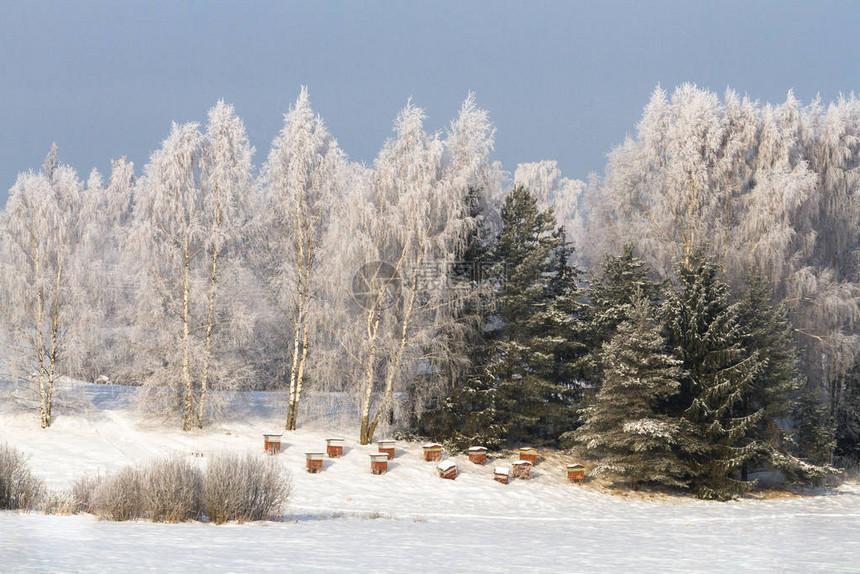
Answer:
[
  {"xmin": 791, "ymin": 385, "xmax": 837, "ymax": 467},
  {"xmin": 486, "ymin": 186, "xmax": 588, "ymax": 445},
  {"xmin": 574, "ymin": 297, "xmax": 688, "ymax": 489},
  {"xmin": 585, "ymin": 244, "xmax": 663, "ymax": 383},
  {"xmin": 588, "ymin": 244, "xmax": 662, "ymax": 339},
  {"xmin": 664, "ymin": 251, "xmax": 763, "ymax": 499},
  {"xmin": 835, "ymin": 364, "xmax": 860, "ymax": 464},
  {"xmin": 412, "ymin": 372, "xmax": 506, "ymax": 451},
  {"xmin": 415, "ymin": 192, "xmax": 838, "ymax": 492},
  {"xmin": 734, "ymin": 275, "xmax": 801, "ymax": 475},
  {"xmin": 732, "ymin": 275, "xmax": 835, "ymax": 483},
  {"xmin": 735, "ymin": 275, "xmax": 799, "ymax": 425},
  {"xmin": 423, "ymin": 185, "xmax": 588, "ymax": 447}
]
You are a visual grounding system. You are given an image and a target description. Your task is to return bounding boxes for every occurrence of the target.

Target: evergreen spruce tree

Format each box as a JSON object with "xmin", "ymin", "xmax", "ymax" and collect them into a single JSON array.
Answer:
[
  {"xmin": 735, "ymin": 274, "xmax": 834, "ymax": 483},
  {"xmin": 585, "ymin": 244, "xmax": 663, "ymax": 384},
  {"xmin": 792, "ymin": 385, "xmax": 836, "ymax": 466},
  {"xmin": 664, "ymin": 251, "xmax": 764, "ymax": 499},
  {"xmin": 835, "ymin": 363, "xmax": 860, "ymax": 464},
  {"xmin": 486, "ymin": 185, "xmax": 588, "ymax": 444},
  {"xmin": 734, "ymin": 275, "xmax": 799, "ymax": 475},
  {"xmin": 417, "ymin": 371, "xmax": 506, "ymax": 451},
  {"xmin": 522, "ymin": 226, "xmax": 590, "ymax": 436},
  {"xmin": 574, "ymin": 296, "xmax": 688, "ymax": 490},
  {"xmin": 735, "ymin": 276, "xmax": 798, "ymax": 427}
]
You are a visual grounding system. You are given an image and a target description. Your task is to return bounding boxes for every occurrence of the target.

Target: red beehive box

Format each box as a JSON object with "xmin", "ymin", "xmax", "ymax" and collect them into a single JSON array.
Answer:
[
  {"xmin": 370, "ymin": 453, "xmax": 389, "ymax": 475},
  {"xmin": 263, "ymin": 433, "xmax": 282, "ymax": 455},
  {"xmin": 436, "ymin": 460, "xmax": 458, "ymax": 480},
  {"xmin": 567, "ymin": 463, "xmax": 585, "ymax": 483},
  {"xmin": 377, "ymin": 439, "xmax": 395, "ymax": 460},
  {"xmin": 512, "ymin": 460, "xmax": 532, "ymax": 479},
  {"xmin": 306, "ymin": 452, "xmax": 324, "ymax": 473},
  {"xmin": 494, "ymin": 466, "xmax": 510, "ymax": 484},
  {"xmin": 518, "ymin": 447, "xmax": 538, "ymax": 465},
  {"xmin": 326, "ymin": 438, "xmax": 344, "ymax": 458},
  {"xmin": 468, "ymin": 446, "xmax": 488, "ymax": 465},
  {"xmin": 423, "ymin": 443, "xmax": 443, "ymax": 462}
]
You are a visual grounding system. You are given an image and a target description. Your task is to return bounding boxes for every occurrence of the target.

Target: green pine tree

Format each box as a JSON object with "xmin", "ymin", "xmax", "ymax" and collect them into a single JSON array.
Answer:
[
  {"xmin": 574, "ymin": 296, "xmax": 688, "ymax": 490},
  {"xmin": 734, "ymin": 275, "xmax": 800, "ymax": 474},
  {"xmin": 835, "ymin": 363, "xmax": 860, "ymax": 464},
  {"xmin": 792, "ymin": 387, "xmax": 836, "ymax": 466},
  {"xmin": 664, "ymin": 251, "xmax": 764, "ymax": 500},
  {"xmin": 732, "ymin": 274, "xmax": 836, "ymax": 484},
  {"xmin": 585, "ymin": 244, "xmax": 663, "ymax": 384},
  {"xmin": 488, "ymin": 185, "xmax": 588, "ymax": 445}
]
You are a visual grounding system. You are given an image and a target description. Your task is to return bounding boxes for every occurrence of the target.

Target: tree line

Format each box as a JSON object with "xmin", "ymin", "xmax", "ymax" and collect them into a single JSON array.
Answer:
[{"xmin": 1, "ymin": 85, "xmax": 858, "ymax": 497}]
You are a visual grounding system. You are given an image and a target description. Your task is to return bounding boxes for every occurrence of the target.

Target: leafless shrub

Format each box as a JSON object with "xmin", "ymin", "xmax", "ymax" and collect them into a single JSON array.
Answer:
[
  {"xmin": 70, "ymin": 472, "xmax": 104, "ymax": 514},
  {"xmin": 84, "ymin": 452, "xmax": 289, "ymax": 523},
  {"xmin": 39, "ymin": 490, "xmax": 77, "ymax": 515},
  {"xmin": 204, "ymin": 452, "xmax": 291, "ymax": 524},
  {"xmin": 91, "ymin": 465, "xmax": 144, "ymax": 521},
  {"xmin": 141, "ymin": 457, "xmax": 203, "ymax": 522},
  {"xmin": 0, "ymin": 443, "xmax": 44, "ymax": 510}
]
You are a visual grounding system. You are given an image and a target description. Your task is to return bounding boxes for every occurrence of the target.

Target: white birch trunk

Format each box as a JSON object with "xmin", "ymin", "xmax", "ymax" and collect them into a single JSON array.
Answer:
[{"xmin": 182, "ymin": 239, "xmax": 194, "ymax": 431}]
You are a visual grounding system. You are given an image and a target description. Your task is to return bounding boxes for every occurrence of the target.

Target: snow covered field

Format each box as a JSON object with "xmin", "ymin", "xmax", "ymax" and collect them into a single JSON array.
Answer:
[{"xmin": 2, "ymin": 384, "xmax": 859, "ymax": 572}]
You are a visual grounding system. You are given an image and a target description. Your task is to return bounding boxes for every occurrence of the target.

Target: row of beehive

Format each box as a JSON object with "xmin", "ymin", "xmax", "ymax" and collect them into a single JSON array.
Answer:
[{"xmin": 263, "ymin": 434, "xmax": 586, "ymax": 482}]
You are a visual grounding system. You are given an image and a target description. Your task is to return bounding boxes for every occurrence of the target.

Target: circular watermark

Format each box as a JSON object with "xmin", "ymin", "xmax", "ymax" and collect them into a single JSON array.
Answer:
[{"xmin": 351, "ymin": 261, "xmax": 401, "ymax": 310}]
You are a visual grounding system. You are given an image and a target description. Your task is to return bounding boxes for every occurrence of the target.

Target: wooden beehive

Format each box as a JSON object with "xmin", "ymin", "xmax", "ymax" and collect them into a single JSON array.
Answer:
[
  {"xmin": 567, "ymin": 463, "xmax": 585, "ymax": 483},
  {"xmin": 263, "ymin": 433, "xmax": 283, "ymax": 455},
  {"xmin": 423, "ymin": 443, "xmax": 443, "ymax": 462},
  {"xmin": 326, "ymin": 438, "xmax": 344, "ymax": 458},
  {"xmin": 494, "ymin": 466, "xmax": 510, "ymax": 484},
  {"xmin": 370, "ymin": 453, "xmax": 389, "ymax": 475},
  {"xmin": 518, "ymin": 447, "xmax": 538, "ymax": 465},
  {"xmin": 467, "ymin": 446, "xmax": 488, "ymax": 465},
  {"xmin": 306, "ymin": 452, "xmax": 324, "ymax": 473},
  {"xmin": 436, "ymin": 460, "xmax": 458, "ymax": 480},
  {"xmin": 512, "ymin": 460, "xmax": 532, "ymax": 479},
  {"xmin": 377, "ymin": 439, "xmax": 396, "ymax": 460}
]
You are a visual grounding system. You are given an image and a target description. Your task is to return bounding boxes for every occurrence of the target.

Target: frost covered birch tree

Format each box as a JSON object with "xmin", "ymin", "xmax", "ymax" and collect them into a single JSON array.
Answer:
[
  {"xmin": 590, "ymin": 85, "xmax": 758, "ymax": 275},
  {"xmin": 797, "ymin": 95, "xmax": 860, "ymax": 418},
  {"xmin": 132, "ymin": 122, "xmax": 206, "ymax": 429},
  {"xmin": 256, "ymin": 88, "xmax": 344, "ymax": 431},
  {"xmin": 0, "ymin": 145, "xmax": 84, "ymax": 427},
  {"xmin": 132, "ymin": 107, "xmax": 253, "ymax": 430},
  {"xmin": 332, "ymin": 99, "xmax": 491, "ymax": 444},
  {"xmin": 360, "ymin": 101, "xmax": 447, "ymax": 444},
  {"xmin": 74, "ymin": 157, "xmax": 136, "ymax": 382},
  {"xmin": 434, "ymin": 93, "xmax": 501, "ymax": 392},
  {"xmin": 197, "ymin": 100, "xmax": 254, "ymax": 428},
  {"xmin": 444, "ymin": 92, "xmax": 503, "ymax": 218}
]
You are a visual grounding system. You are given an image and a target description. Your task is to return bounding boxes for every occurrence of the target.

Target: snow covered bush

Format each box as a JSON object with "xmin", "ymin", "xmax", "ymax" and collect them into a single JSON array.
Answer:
[
  {"xmin": 141, "ymin": 457, "xmax": 204, "ymax": 522},
  {"xmin": 0, "ymin": 444, "xmax": 43, "ymax": 510},
  {"xmin": 91, "ymin": 457, "xmax": 204, "ymax": 522},
  {"xmin": 91, "ymin": 466, "xmax": 144, "ymax": 521},
  {"xmin": 38, "ymin": 490, "xmax": 77, "ymax": 515},
  {"xmin": 70, "ymin": 473, "xmax": 103, "ymax": 514},
  {"xmin": 84, "ymin": 453, "xmax": 288, "ymax": 523},
  {"xmin": 204, "ymin": 452, "xmax": 291, "ymax": 523}
]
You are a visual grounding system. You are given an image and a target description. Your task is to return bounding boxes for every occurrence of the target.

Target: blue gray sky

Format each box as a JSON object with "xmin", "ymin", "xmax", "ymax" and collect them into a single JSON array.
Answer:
[{"xmin": 1, "ymin": 1, "xmax": 858, "ymax": 203}]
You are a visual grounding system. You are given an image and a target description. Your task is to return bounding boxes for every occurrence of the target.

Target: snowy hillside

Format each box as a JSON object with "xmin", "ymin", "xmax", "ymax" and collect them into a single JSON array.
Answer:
[{"xmin": 1, "ymin": 384, "xmax": 859, "ymax": 572}]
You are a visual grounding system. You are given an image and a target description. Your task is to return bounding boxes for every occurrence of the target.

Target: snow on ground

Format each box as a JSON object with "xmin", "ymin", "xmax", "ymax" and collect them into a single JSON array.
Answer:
[{"xmin": 1, "ymin": 383, "xmax": 860, "ymax": 572}]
